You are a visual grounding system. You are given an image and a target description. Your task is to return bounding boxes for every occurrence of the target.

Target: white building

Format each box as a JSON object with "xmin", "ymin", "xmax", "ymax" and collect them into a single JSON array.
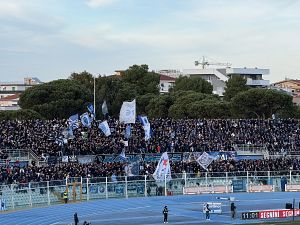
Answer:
[
  {"xmin": 183, "ymin": 67, "xmax": 270, "ymax": 96},
  {"xmin": 0, "ymin": 77, "xmax": 42, "ymax": 110},
  {"xmin": 159, "ymin": 74, "xmax": 176, "ymax": 93}
]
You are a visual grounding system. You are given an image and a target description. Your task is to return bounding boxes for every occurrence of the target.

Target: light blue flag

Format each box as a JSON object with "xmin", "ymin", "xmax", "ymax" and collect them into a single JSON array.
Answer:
[
  {"xmin": 80, "ymin": 112, "xmax": 91, "ymax": 128},
  {"xmin": 120, "ymin": 148, "xmax": 127, "ymax": 161},
  {"xmin": 98, "ymin": 120, "xmax": 111, "ymax": 136},
  {"xmin": 66, "ymin": 126, "xmax": 74, "ymax": 139},
  {"xmin": 68, "ymin": 114, "xmax": 79, "ymax": 130},
  {"xmin": 144, "ymin": 124, "xmax": 151, "ymax": 141},
  {"xmin": 102, "ymin": 100, "xmax": 108, "ymax": 116},
  {"xmin": 124, "ymin": 125, "xmax": 131, "ymax": 139}
]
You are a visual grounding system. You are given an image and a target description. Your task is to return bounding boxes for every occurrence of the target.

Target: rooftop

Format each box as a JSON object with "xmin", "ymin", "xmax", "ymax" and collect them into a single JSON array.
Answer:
[
  {"xmin": 159, "ymin": 74, "xmax": 176, "ymax": 81},
  {"xmin": 0, "ymin": 93, "xmax": 21, "ymax": 101}
]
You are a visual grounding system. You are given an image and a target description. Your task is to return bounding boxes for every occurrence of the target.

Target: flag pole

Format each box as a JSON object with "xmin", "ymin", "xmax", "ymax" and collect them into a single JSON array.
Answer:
[{"xmin": 93, "ymin": 76, "xmax": 96, "ymax": 116}]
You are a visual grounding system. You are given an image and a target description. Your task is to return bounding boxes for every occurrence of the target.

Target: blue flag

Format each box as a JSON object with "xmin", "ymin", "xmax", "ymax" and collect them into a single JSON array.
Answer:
[
  {"xmin": 138, "ymin": 115, "xmax": 150, "ymax": 127},
  {"xmin": 68, "ymin": 114, "xmax": 79, "ymax": 130},
  {"xmin": 124, "ymin": 125, "xmax": 131, "ymax": 139},
  {"xmin": 80, "ymin": 112, "xmax": 91, "ymax": 128},
  {"xmin": 102, "ymin": 100, "xmax": 108, "ymax": 116},
  {"xmin": 87, "ymin": 103, "xmax": 95, "ymax": 118}
]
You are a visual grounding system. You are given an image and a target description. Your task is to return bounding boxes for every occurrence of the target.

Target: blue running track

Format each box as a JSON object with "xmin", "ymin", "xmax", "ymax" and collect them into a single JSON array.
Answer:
[{"xmin": 1, "ymin": 192, "xmax": 300, "ymax": 225}]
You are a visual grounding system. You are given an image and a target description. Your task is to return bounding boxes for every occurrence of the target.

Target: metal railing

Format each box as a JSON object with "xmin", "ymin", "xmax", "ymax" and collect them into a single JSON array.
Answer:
[
  {"xmin": 3, "ymin": 149, "xmax": 29, "ymax": 161},
  {"xmin": 0, "ymin": 170, "xmax": 299, "ymax": 211}
]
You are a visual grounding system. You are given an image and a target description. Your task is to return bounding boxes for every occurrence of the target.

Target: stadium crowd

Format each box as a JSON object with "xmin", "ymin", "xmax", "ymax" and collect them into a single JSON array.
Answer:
[
  {"xmin": 1, "ymin": 158, "xmax": 300, "ymax": 185},
  {"xmin": 0, "ymin": 118, "xmax": 300, "ymax": 157}
]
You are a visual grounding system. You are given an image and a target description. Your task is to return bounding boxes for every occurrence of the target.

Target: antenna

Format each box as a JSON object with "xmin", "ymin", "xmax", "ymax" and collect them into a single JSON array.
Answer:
[{"xmin": 195, "ymin": 56, "xmax": 231, "ymax": 69}]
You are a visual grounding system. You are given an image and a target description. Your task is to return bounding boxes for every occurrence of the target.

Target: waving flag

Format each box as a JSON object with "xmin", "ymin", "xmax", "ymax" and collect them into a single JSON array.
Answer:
[
  {"xmin": 138, "ymin": 115, "xmax": 151, "ymax": 141},
  {"xmin": 87, "ymin": 103, "xmax": 95, "ymax": 118},
  {"xmin": 119, "ymin": 99, "xmax": 136, "ymax": 124},
  {"xmin": 68, "ymin": 114, "xmax": 79, "ymax": 130},
  {"xmin": 196, "ymin": 152, "xmax": 215, "ymax": 170},
  {"xmin": 80, "ymin": 112, "xmax": 91, "ymax": 128},
  {"xmin": 102, "ymin": 100, "xmax": 108, "ymax": 116},
  {"xmin": 120, "ymin": 148, "xmax": 126, "ymax": 161},
  {"xmin": 98, "ymin": 120, "xmax": 111, "ymax": 136},
  {"xmin": 153, "ymin": 152, "xmax": 172, "ymax": 182}
]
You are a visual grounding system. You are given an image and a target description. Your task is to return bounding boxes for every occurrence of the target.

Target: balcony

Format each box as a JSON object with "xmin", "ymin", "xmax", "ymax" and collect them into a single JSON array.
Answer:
[{"xmin": 246, "ymin": 78, "xmax": 270, "ymax": 86}]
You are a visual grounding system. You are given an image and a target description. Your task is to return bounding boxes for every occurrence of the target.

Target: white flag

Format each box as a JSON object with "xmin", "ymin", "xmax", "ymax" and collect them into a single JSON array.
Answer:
[
  {"xmin": 119, "ymin": 99, "xmax": 136, "ymax": 124},
  {"xmin": 153, "ymin": 152, "xmax": 172, "ymax": 182},
  {"xmin": 98, "ymin": 120, "xmax": 111, "ymax": 136},
  {"xmin": 196, "ymin": 152, "xmax": 215, "ymax": 170},
  {"xmin": 139, "ymin": 115, "xmax": 151, "ymax": 141}
]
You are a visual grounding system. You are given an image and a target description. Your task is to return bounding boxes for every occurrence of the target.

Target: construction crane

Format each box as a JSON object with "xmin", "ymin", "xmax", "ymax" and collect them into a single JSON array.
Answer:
[{"xmin": 195, "ymin": 56, "xmax": 231, "ymax": 69}]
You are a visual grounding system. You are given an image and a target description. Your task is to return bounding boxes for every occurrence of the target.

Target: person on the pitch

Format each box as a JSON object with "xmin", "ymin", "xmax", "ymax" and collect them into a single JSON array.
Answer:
[
  {"xmin": 205, "ymin": 203, "xmax": 211, "ymax": 220},
  {"xmin": 162, "ymin": 205, "xmax": 169, "ymax": 223},
  {"xmin": 74, "ymin": 212, "xmax": 79, "ymax": 225},
  {"xmin": 63, "ymin": 190, "xmax": 68, "ymax": 204},
  {"xmin": 231, "ymin": 202, "xmax": 236, "ymax": 219}
]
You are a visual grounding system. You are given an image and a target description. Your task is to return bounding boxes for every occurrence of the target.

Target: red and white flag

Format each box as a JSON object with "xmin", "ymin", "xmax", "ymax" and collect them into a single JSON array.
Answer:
[{"xmin": 153, "ymin": 152, "xmax": 172, "ymax": 182}]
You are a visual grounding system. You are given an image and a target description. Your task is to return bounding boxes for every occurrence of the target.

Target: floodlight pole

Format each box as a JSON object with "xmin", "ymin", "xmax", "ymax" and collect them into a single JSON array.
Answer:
[{"xmin": 93, "ymin": 76, "xmax": 96, "ymax": 115}]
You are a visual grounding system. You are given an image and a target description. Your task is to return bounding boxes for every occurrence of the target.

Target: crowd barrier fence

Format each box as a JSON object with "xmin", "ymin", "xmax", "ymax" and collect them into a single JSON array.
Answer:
[{"xmin": 0, "ymin": 170, "xmax": 300, "ymax": 211}]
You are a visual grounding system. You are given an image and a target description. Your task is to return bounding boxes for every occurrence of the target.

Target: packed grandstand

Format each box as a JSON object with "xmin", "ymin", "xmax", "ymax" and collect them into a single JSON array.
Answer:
[{"xmin": 0, "ymin": 118, "xmax": 300, "ymax": 184}]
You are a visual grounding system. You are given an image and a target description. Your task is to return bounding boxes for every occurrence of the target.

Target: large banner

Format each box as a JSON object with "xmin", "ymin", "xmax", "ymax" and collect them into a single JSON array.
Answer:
[{"xmin": 59, "ymin": 152, "xmax": 237, "ymax": 164}]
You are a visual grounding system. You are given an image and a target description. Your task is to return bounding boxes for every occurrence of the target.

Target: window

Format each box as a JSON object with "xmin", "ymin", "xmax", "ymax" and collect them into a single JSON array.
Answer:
[{"xmin": 12, "ymin": 87, "xmax": 16, "ymax": 91}]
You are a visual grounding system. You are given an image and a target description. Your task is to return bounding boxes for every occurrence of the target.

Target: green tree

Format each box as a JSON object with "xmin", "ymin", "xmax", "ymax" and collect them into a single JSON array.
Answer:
[
  {"xmin": 69, "ymin": 71, "xmax": 94, "ymax": 91},
  {"xmin": 223, "ymin": 76, "xmax": 249, "ymax": 101},
  {"xmin": 19, "ymin": 79, "xmax": 92, "ymax": 119},
  {"xmin": 136, "ymin": 93, "xmax": 157, "ymax": 115},
  {"xmin": 146, "ymin": 94, "xmax": 173, "ymax": 118},
  {"xmin": 168, "ymin": 91, "xmax": 219, "ymax": 118},
  {"xmin": 231, "ymin": 89, "xmax": 293, "ymax": 118},
  {"xmin": 123, "ymin": 64, "xmax": 160, "ymax": 95},
  {"xmin": 0, "ymin": 109, "xmax": 43, "ymax": 120},
  {"xmin": 187, "ymin": 100, "xmax": 231, "ymax": 118},
  {"xmin": 170, "ymin": 76, "xmax": 213, "ymax": 94}
]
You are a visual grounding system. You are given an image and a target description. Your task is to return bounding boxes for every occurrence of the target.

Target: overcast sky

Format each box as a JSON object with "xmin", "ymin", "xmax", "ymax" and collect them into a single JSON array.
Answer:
[{"xmin": 0, "ymin": 0, "xmax": 300, "ymax": 82}]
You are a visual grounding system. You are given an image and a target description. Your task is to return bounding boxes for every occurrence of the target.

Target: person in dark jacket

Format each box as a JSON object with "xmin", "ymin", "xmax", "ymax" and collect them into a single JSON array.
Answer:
[
  {"xmin": 74, "ymin": 212, "xmax": 79, "ymax": 225},
  {"xmin": 231, "ymin": 202, "xmax": 236, "ymax": 219},
  {"xmin": 205, "ymin": 204, "xmax": 211, "ymax": 220},
  {"xmin": 162, "ymin": 205, "xmax": 169, "ymax": 223}
]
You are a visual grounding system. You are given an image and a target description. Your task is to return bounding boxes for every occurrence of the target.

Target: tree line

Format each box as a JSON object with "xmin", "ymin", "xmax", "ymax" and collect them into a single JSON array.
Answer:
[{"xmin": 1, "ymin": 64, "xmax": 299, "ymax": 120}]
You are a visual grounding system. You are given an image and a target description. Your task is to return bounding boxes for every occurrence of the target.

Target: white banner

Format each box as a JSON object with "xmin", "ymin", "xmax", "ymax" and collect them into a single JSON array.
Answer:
[
  {"xmin": 153, "ymin": 152, "xmax": 172, "ymax": 182},
  {"xmin": 119, "ymin": 99, "xmax": 136, "ymax": 124},
  {"xmin": 196, "ymin": 152, "xmax": 215, "ymax": 170}
]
